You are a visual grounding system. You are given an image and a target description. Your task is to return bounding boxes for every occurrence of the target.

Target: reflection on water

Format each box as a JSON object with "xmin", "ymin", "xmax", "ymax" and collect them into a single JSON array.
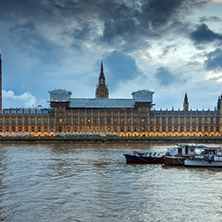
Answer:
[{"xmin": 0, "ymin": 143, "xmax": 222, "ymax": 221}]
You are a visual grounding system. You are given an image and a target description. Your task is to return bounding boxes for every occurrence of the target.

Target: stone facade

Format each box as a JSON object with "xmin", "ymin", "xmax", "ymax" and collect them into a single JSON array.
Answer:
[{"xmin": 0, "ymin": 60, "xmax": 221, "ymax": 137}]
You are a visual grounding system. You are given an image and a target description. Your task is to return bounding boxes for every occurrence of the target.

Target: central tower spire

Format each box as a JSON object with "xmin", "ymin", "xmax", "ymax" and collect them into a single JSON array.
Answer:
[{"xmin": 95, "ymin": 61, "xmax": 109, "ymax": 98}]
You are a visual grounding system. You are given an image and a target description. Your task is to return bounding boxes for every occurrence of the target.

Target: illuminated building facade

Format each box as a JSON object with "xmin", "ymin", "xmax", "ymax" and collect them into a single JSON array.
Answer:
[{"xmin": 0, "ymin": 56, "xmax": 221, "ymax": 137}]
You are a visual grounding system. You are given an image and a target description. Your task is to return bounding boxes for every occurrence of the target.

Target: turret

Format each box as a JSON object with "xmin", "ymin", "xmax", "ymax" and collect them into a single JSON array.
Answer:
[
  {"xmin": 219, "ymin": 95, "xmax": 222, "ymax": 115},
  {"xmin": 217, "ymin": 96, "xmax": 221, "ymax": 111},
  {"xmin": 183, "ymin": 93, "xmax": 189, "ymax": 111}
]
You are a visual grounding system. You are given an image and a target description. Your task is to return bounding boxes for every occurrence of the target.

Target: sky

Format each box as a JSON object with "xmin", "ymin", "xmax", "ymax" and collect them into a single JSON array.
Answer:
[{"xmin": 0, "ymin": 0, "xmax": 222, "ymax": 110}]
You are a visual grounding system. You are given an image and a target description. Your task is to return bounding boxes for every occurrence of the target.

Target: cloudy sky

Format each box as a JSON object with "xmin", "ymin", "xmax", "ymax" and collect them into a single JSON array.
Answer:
[{"xmin": 0, "ymin": 0, "xmax": 222, "ymax": 110}]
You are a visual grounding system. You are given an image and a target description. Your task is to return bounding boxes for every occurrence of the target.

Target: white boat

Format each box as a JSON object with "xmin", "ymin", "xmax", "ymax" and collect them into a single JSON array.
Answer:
[
  {"xmin": 163, "ymin": 143, "xmax": 205, "ymax": 166},
  {"xmin": 184, "ymin": 147, "xmax": 222, "ymax": 167}
]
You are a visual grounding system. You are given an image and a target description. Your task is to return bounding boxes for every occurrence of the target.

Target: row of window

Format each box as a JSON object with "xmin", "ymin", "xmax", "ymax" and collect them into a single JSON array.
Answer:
[
  {"xmin": 0, "ymin": 116, "xmax": 220, "ymax": 125},
  {"xmin": 0, "ymin": 117, "xmax": 50, "ymax": 124}
]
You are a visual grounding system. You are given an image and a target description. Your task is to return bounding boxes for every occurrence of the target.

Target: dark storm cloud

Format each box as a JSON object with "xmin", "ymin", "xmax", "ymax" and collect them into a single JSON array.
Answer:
[
  {"xmin": 199, "ymin": 16, "xmax": 221, "ymax": 23},
  {"xmin": 154, "ymin": 67, "xmax": 187, "ymax": 86},
  {"xmin": 139, "ymin": 0, "xmax": 185, "ymax": 28},
  {"xmin": 103, "ymin": 50, "xmax": 143, "ymax": 90},
  {"xmin": 205, "ymin": 48, "xmax": 222, "ymax": 71},
  {"xmin": 101, "ymin": 0, "xmax": 203, "ymax": 50},
  {"xmin": 0, "ymin": 0, "xmax": 210, "ymax": 53},
  {"xmin": 190, "ymin": 23, "xmax": 222, "ymax": 45}
]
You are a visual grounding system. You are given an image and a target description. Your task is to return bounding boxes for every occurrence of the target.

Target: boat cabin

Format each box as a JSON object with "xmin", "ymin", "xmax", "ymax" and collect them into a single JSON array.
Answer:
[{"xmin": 166, "ymin": 144, "xmax": 206, "ymax": 156}]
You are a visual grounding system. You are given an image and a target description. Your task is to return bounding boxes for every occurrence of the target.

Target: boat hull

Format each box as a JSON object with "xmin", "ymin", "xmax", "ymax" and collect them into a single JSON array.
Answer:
[
  {"xmin": 123, "ymin": 154, "xmax": 163, "ymax": 164},
  {"xmin": 163, "ymin": 156, "xmax": 186, "ymax": 166},
  {"xmin": 184, "ymin": 159, "xmax": 222, "ymax": 167}
]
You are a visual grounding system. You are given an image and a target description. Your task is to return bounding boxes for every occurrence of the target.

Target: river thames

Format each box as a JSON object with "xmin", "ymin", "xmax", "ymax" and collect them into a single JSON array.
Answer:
[{"xmin": 1, "ymin": 143, "xmax": 222, "ymax": 222}]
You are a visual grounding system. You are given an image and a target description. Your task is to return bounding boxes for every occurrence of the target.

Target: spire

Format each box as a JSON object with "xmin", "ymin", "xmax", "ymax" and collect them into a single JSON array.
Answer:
[
  {"xmin": 183, "ymin": 93, "xmax": 189, "ymax": 111},
  {"xmin": 184, "ymin": 93, "xmax": 188, "ymax": 104},
  {"xmin": 101, "ymin": 60, "xmax": 103, "ymax": 73},
  {"xmin": 95, "ymin": 60, "xmax": 109, "ymax": 98},
  {"xmin": 99, "ymin": 60, "xmax": 105, "ymax": 80}
]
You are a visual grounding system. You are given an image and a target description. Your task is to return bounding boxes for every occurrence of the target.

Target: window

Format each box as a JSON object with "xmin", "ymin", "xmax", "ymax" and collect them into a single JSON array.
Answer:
[
  {"xmin": 80, "ymin": 109, "xmax": 84, "ymax": 116},
  {"xmin": 162, "ymin": 118, "xmax": 165, "ymax": 124},
  {"xmin": 113, "ymin": 110, "xmax": 118, "ymax": 116},
  {"xmin": 181, "ymin": 118, "xmax": 184, "ymax": 124},
  {"xmin": 5, "ymin": 118, "xmax": 9, "ymax": 124},
  {"xmin": 168, "ymin": 117, "xmax": 171, "ymax": 124},
  {"xmin": 93, "ymin": 110, "xmax": 98, "ymax": 116},
  {"xmin": 174, "ymin": 117, "xmax": 177, "ymax": 123},
  {"xmin": 186, "ymin": 118, "xmax": 190, "ymax": 123}
]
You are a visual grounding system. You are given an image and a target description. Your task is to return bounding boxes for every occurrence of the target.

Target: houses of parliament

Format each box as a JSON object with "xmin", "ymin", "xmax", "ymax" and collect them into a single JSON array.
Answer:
[{"xmin": 0, "ymin": 53, "xmax": 221, "ymax": 137}]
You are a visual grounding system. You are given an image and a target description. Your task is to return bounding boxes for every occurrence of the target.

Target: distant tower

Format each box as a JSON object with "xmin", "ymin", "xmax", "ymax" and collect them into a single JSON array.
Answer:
[
  {"xmin": 95, "ymin": 61, "xmax": 109, "ymax": 98},
  {"xmin": 218, "ymin": 94, "xmax": 222, "ymax": 115},
  {"xmin": 183, "ymin": 93, "xmax": 189, "ymax": 111},
  {"xmin": 0, "ymin": 53, "xmax": 2, "ymax": 110},
  {"xmin": 217, "ymin": 96, "xmax": 221, "ymax": 110}
]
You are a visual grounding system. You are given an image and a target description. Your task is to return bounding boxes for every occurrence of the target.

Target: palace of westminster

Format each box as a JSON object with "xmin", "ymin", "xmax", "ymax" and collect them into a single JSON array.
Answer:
[{"xmin": 0, "ymin": 53, "xmax": 222, "ymax": 137}]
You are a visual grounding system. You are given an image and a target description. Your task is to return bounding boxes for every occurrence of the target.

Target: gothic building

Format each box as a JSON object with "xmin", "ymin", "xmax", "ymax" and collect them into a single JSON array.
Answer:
[{"xmin": 0, "ymin": 55, "xmax": 221, "ymax": 137}]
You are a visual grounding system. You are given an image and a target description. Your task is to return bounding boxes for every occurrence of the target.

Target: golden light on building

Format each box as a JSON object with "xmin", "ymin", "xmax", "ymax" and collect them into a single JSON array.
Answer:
[{"xmin": 0, "ymin": 57, "xmax": 221, "ymax": 138}]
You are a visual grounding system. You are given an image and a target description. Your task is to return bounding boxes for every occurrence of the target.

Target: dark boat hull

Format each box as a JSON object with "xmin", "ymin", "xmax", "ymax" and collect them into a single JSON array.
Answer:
[
  {"xmin": 163, "ymin": 156, "xmax": 186, "ymax": 166},
  {"xmin": 123, "ymin": 154, "xmax": 163, "ymax": 164}
]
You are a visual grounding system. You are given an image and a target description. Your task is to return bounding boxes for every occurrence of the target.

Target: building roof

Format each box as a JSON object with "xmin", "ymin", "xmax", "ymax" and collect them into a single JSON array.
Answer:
[
  {"xmin": 132, "ymin": 90, "xmax": 153, "ymax": 103},
  {"xmin": 70, "ymin": 98, "xmax": 135, "ymax": 108},
  {"xmin": 49, "ymin": 89, "xmax": 72, "ymax": 102}
]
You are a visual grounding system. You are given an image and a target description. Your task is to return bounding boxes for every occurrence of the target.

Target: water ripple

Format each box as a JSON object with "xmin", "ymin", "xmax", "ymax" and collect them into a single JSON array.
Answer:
[{"xmin": 1, "ymin": 144, "xmax": 222, "ymax": 221}]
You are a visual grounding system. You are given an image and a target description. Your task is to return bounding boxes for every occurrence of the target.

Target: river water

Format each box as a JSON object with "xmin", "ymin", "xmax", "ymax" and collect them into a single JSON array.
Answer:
[{"xmin": 0, "ymin": 143, "xmax": 222, "ymax": 222}]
